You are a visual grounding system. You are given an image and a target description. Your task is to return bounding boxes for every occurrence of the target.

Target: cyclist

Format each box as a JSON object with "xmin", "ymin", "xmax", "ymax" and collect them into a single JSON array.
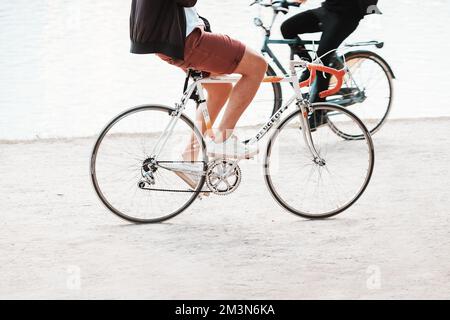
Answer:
[
  {"xmin": 279, "ymin": 0, "xmax": 380, "ymax": 128},
  {"xmin": 130, "ymin": 0, "xmax": 268, "ymax": 163}
]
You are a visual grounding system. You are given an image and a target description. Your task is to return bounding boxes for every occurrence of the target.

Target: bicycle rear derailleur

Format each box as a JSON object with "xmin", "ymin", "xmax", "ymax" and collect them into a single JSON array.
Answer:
[{"xmin": 206, "ymin": 159, "xmax": 242, "ymax": 196}]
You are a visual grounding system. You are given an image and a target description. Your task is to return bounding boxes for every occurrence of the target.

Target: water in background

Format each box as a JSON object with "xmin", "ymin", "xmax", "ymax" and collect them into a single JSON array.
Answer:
[{"xmin": 1, "ymin": 0, "xmax": 449, "ymax": 140}]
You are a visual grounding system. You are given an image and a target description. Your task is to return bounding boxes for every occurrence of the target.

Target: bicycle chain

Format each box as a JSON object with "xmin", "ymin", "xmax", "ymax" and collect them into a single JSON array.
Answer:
[
  {"xmin": 139, "ymin": 159, "xmax": 241, "ymax": 196},
  {"xmin": 141, "ymin": 187, "xmax": 211, "ymax": 193}
]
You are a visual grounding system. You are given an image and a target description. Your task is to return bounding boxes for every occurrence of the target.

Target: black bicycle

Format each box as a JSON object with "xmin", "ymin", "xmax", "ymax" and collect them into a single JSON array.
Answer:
[{"xmin": 250, "ymin": 0, "xmax": 395, "ymax": 140}]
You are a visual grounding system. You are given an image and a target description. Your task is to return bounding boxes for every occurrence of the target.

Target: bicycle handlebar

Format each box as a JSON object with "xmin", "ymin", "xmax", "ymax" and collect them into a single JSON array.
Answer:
[{"xmin": 299, "ymin": 64, "xmax": 346, "ymax": 98}]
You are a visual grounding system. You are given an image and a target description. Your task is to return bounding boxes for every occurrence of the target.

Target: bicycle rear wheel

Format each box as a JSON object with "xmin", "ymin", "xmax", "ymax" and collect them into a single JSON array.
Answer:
[
  {"xmin": 264, "ymin": 103, "xmax": 375, "ymax": 219},
  {"xmin": 328, "ymin": 50, "xmax": 394, "ymax": 139},
  {"xmin": 91, "ymin": 105, "xmax": 207, "ymax": 223}
]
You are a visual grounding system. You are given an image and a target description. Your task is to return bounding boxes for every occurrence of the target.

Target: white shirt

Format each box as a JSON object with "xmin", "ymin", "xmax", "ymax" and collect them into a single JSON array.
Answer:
[{"xmin": 184, "ymin": 7, "xmax": 205, "ymax": 37}]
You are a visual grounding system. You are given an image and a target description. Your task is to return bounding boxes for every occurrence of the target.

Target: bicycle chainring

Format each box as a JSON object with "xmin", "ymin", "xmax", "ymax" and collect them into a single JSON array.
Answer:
[{"xmin": 205, "ymin": 159, "xmax": 242, "ymax": 196}]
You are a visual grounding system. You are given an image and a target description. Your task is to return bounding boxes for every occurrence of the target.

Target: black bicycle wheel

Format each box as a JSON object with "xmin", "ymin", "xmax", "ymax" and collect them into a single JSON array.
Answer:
[
  {"xmin": 91, "ymin": 105, "xmax": 208, "ymax": 224},
  {"xmin": 327, "ymin": 50, "xmax": 394, "ymax": 140},
  {"xmin": 264, "ymin": 103, "xmax": 375, "ymax": 219}
]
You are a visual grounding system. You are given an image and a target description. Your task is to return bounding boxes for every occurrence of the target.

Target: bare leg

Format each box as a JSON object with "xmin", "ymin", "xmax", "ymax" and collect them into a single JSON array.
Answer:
[
  {"xmin": 198, "ymin": 83, "xmax": 233, "ymax": 134},
  {"xmin": 216, "ymin": 47, "xmax": 268, "ymax": 142},
  {"xmin": 182, "ymin": 82, "xmax": 232, "ymax": 161}
]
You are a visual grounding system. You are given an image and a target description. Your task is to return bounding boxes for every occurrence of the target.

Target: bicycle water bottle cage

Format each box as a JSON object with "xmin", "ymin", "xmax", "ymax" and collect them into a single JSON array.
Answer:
[{"xmin": 299, "ymin": 64, "xmax": 346, "ymax": 98}]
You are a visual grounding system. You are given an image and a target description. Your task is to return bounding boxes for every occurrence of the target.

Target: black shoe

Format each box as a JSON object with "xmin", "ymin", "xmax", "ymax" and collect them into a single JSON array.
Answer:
[{"xmin": 308, "ymin": 110, "xmax": 328, "ymax": 132}]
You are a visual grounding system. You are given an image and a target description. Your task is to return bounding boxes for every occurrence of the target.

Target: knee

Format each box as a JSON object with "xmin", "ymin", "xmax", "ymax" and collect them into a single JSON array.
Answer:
[
  {"xmin": 242, "ymin": 55, "xmax": 267, "ymax": 80},
  {"xmin": 281, "ymin": 21, "xmax": 294, "ymax": 39},
  {"xmin": 255, "ymin": 55, "xmax": 268, "ymax": 76},
  {"xmin": 236, "ymin": 50, "xmax": 267, "ymax": 78},
  {"xmin": 280, "ymin": 22, "xmax": 289, "ymax": 39},
  {"xmin": 242, "ymin": 54, "xmax": 268, "ymax": 80}
]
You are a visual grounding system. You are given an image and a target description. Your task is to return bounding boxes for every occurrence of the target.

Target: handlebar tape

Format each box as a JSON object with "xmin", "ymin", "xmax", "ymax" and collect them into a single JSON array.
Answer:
[{"xmin": 299, "ymin": 64, "xmax": 346, "ymax": 98}]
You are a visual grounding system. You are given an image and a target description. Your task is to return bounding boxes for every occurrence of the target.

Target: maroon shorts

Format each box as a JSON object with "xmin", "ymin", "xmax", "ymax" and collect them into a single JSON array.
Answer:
[{"xmin": 157, "ymin": 27, "xmax": 246, "ymax": 75}]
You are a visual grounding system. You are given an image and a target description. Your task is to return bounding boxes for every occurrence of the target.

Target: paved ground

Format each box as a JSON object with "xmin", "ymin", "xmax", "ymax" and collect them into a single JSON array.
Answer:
[{"xmin": 0, "ymin": 118, "xmax": 449, "ymax": 299}]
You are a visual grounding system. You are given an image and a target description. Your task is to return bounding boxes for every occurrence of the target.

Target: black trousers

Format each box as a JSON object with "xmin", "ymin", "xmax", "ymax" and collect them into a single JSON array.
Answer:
[{"xmin": 281, "ymin": 7, "xmax": 360, "ymax": 102}]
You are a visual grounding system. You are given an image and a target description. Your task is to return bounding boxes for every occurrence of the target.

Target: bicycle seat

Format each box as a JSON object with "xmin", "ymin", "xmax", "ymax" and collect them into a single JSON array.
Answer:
[
  {"xmin": 189, "ymin": 69, "xmax": 204, "ymax": 78},
  {"xmin": 187, "ymin": 69, "xmax": 211, "ymax": 79}
]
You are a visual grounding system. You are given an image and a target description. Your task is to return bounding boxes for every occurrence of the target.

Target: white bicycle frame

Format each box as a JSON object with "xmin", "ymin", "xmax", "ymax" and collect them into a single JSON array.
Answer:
[{"xmin": 150, "ymin": 60, "xmax": 324, "ymax": 165}]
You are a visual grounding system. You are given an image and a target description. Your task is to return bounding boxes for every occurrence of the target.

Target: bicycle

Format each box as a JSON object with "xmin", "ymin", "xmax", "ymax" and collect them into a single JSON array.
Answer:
[
  {"xmin": 90, "ymin": 60, "xmax": 375, "ymax": 223},
  {"xmin": 250, "ymin": 0, "xmax": 395, "ymax": 140}
]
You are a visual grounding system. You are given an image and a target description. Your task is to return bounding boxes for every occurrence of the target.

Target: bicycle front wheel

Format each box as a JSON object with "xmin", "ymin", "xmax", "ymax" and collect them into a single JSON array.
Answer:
[
  {"xmin": 91, "ymin": 105, "xmax": 207, "ymax": 223},
  {"xmin": 264, "ymin": 103, "xmax": 375, "ymax": 219}
]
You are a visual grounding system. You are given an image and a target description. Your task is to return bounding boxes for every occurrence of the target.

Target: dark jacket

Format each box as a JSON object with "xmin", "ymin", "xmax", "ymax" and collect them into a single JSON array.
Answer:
[
  {"xmin": 322, "ymin": 0, "xmax": 379, "ymax": 19},
  {"xmin": 130, "ymin": 0, "xmax": 197, "ymax": 60}
]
